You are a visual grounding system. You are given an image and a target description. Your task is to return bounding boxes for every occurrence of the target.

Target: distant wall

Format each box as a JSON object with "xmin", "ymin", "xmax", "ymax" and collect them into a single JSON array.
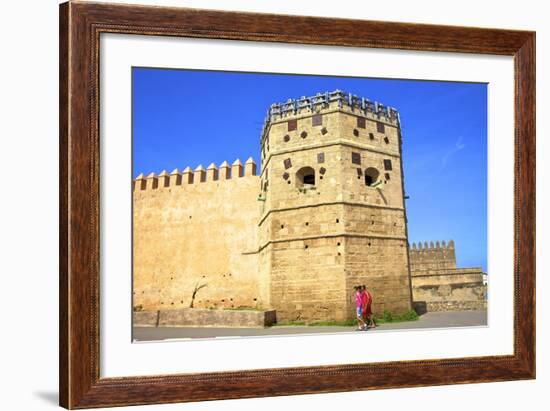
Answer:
[
  {"xmin": 412, "ymin": 282, "xmax": 487, "ymax": 312},
  {"xmin": 409, "ymin": 241, "xmax": 486, "ymax": 312},
  {"xmin": 409, "ymin": 240, "xmax": 456, "ymax": 273},
  {"xmin": 133, "ymin": 160, "xmax": 266, "ymax": 312}
]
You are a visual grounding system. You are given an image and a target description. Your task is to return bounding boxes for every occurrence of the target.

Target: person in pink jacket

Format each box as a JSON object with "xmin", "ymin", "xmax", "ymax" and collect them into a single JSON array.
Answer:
[{"xmin": 354, "ymin": 286, "xmax": 366, "ymax": 331}]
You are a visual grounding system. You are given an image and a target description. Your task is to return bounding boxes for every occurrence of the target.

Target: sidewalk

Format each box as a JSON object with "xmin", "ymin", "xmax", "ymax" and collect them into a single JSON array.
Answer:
[{"xmin": 133, "ymin": 310, "xmax": 487, "ymax": 341}]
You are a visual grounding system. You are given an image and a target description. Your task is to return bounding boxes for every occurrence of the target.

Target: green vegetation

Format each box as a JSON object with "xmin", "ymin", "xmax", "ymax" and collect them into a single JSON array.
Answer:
[
  {"xmin": 273, "ymin": 320, "xmax": 307, "ymax": 326},
  {"xmin": 373, "ymin": 309, "xmax": 419, "ymax": 324},
  {"xmin": 274, "ymin": 310, "xmax": 419, "ymax": 327}
]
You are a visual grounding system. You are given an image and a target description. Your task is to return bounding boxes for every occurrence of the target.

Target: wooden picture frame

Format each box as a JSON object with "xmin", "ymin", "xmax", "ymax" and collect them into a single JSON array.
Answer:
[{"xmin": 59, "ymin": 1, "xmax": 535, "ymax": 408}]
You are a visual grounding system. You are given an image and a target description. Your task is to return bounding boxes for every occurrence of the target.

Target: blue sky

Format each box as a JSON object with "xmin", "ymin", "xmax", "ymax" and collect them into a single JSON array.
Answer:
[{"xmin": 133, "ymin": 68, "xmax": 487, "ymax": 272}]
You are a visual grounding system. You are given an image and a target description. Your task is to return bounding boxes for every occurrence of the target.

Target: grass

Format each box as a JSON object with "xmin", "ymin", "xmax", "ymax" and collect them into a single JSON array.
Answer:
[
  {"xmin": 274, "ymin": 320, "xmax": 307, "ymax": 326},
  {"xmin": 373, "ymin": 309, "xmax": 420, "ymax": 324},
  {"xmin": 274, "ymin": 310, "xmax": 419, "ymax": 327}
]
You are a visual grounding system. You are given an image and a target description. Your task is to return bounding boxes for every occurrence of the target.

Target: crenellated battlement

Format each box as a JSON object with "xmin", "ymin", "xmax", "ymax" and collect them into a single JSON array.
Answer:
[
  {"xmin": 408, "ymin": 239, "xmax": 485, "ymax": 312},
  {"xmin": 409, "ymin": 239, "xmax": 455, "ymax": 250},
  {"xmin": 133, "ymin": 157, "xmax": 258, "ymax": 191},
  {"xmin": 409, "ymin": 240, "xmax": 457, "ymax": 273},
  {"xmin": 132, "ymin": 88, "xmax": 485, "ymax": 320},
  {"xmin": 260, "ymin": 89, "xmax": 400, "ymax": 144}
]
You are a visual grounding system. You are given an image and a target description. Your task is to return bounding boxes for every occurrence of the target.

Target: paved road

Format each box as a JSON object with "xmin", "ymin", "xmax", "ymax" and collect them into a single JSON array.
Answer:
[{"xmin": 133, "ymin": 310, "xmax": 487, "ymax": 341}]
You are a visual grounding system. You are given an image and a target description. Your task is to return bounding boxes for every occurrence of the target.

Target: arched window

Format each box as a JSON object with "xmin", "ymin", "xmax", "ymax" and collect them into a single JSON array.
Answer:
[
  {"xmin": 364, "ymin": 167, "xmax": 380, "ymax": 187},
  {"xmin": 296, "ymin": 166, "xmax": 316, "ymax": 188}
]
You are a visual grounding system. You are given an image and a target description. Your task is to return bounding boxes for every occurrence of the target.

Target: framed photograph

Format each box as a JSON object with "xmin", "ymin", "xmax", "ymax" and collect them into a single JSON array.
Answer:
[{"xmin": 59, "ymin": 1, "xmax": 535, "ymax": 408}]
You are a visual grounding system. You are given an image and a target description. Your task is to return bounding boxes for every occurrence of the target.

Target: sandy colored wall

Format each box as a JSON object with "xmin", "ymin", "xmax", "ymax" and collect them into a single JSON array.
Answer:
[
  {"xmin": 259, "ymin": 106, "xmax": 412, "ymax": 321},
  {"xmin": 411, "ymin": 268, "xmax": 484, "ymax": 286},
  {"xmin": 410, "ymin": 257, "xmax": 486, "ymax": 312},
  {"xmin": 134, "ymin": 308, "xmax": 277, "ymax": 328},
  {"xmin": 409, "ymin": 241, "xmax": 457, "ymax": 273},
  {"xmin": 133, "ymin": 165, "xmax": 265, "ymax": 311},
  {"xmin": 268, "ymin": 236, "xmax": 348, "ymax": 322},
  {"xmin": 133, "ymin": 94, "xmax": 415, "ymax": 322},
  {"xmin": 412, "ymin": 282, "xmax": 487, "ymax": 312}
]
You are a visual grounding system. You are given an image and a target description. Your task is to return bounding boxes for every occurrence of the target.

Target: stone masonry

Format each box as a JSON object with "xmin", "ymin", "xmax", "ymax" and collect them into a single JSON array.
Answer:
[
  {"xmin": 409, "ymin": 240, "xmax": 487, "ymax": 312},
  {"xmin": 257, "ymin": 91, "xmax": 411, "ymax": 322},
  {"xmin": 133, "ymin": 90, "xmax": 484, "ymax": 324}
]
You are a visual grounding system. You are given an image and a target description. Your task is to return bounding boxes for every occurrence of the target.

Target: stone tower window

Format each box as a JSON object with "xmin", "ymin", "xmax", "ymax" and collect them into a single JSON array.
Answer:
[
  {"xmin": 369, "ymin": 132, "xmax": 375, "ymax": 140},
  {"xmin": 353, "ymin": 129, "xmax": 359, "ymax": 137},
  {"xmin": 301, "ymin": 131, "xmax": 308, "ymax": 138},
  {"xmin": 296, "ymin": 166, "xmax": 316, "ymax": 188},
  {"xmin": 351, "ymin": 152, "xmax": 361, "ymax": 165},
  {"xmin": 357, "ymin": 117, "xmax": 366, "ymax": 129},
  {"xmin": 284, "ymin": 158, "xmax": 292, "ymax": 169},
  {"xmin": 364, "ymin": 167, "xmax": 380, "ymax": 186},
  {"xmin": 288, "ymin": 119, "xmax": 297, "ymax": 131},
  {"xmin": 383, "ymin": 159, "xmax": 393, "ymax": 170},
  {"xmin": 312, "ymin": 114, "xmax": 322, "ymax": 126},
  {"xmin": 377, "ymin": 122, "xmax": 385, "ymax": 133},
  {"xmin": 283, "ymin": 134, "xmax": 290, "ymax": 142},
  {"xmin": 317, "ymin": 152, "xmax": 325, "ymax": 163}
]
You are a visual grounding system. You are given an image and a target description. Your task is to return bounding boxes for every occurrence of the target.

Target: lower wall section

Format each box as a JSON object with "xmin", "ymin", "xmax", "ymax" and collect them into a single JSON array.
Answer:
[
  {"xmin": 268, "ymin": 237, "xmax": 348, "ymax": 323},
  {"xmin": 412, "ymin": 269, "xmax": 487, "ymax": 314},
  {"xmin": 133, "ymin": 176, "xmax": 265, "ymax": 312},
  {"xmin": 414, "ymin": 300, "xmax": 487, "ymax": 313},
  {"xmin": 345, "ymin": 237, "xmax": 412, "ymax": 317},
  {"xmin": 134, "ymin": 308, "xmax": 277, "ymax": 328}
]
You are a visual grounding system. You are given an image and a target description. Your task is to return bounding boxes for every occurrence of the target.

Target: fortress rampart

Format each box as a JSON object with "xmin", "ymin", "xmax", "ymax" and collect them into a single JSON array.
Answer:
[
  {"xmin": 133, "ymin": 158, "xmax": 267, "ymax": 312},
  {"xmin": 409, "ymin": 240, "xmax": 456, "ymax": 272},
  {"xmin": 256, "ymin": 90, "xmax": 410, "ymax": 322},
  {"xmin": 133, "ymin": 158, "xmax": 258, "ymax": 191},
  {"xmin": 133, "ymin": 90, "xmax": 486, "ymax": 325},
  {"xmin": 260, "ymin": 90, "xmax": 399, "ymax": 142},
  {"xmin": 408, "ymin": 240, "xmax": 486, "ymax": 312}
]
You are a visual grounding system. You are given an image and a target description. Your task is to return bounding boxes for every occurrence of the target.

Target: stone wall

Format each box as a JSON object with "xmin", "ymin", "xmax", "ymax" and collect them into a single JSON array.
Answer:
[
  {"xmin": 133, "ymin": 91, "xmax": 420, "ymax": 324},
  {"xmin": 134, "ymin": 308, "xmax": 277, "ymax": 328},
  {"xmin": 409, "ymin": 240, "xmax": 456, "ymax": 273},
  {"xmin": 409, "ymin": 242, "xmax": 486, "ymax": 312},
  {"xmin": 258, "ymin": 94, "xmax": 412, "ymax": 321},
  {"xmin": 133, "ymin": 160, "xmax": 265, "ymax": 312}
]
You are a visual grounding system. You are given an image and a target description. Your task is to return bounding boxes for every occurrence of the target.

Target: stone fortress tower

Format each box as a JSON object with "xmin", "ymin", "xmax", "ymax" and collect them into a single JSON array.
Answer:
[
  {"xmin": 133, "ymin": 90, "xmax": 485, "ymax": 325},
  {"xmin": 257, "ymin": 90, "xmax": 412, "ymax": 322}
]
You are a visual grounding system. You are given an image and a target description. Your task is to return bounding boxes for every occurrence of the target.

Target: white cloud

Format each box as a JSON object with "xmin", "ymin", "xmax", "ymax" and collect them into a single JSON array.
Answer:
[{"xmin": 440, "ymin": 136, "xmax": 466, "ymax": 170}]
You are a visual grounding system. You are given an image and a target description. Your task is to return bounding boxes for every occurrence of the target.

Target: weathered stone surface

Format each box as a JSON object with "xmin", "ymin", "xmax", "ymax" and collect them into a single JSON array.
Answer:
[
  {"xmin": 257, "ymin": 98, "xmax": 411, "ymax": 321},
  {"xmin": 409, "ymin": 243, "xmax": 487, "ymax": 313},
  {"xmin": 133, "ymin": 310, "xmax": 159, "ymax": 327},
  {"xmin": 133, "ymin": 91, "xmax": 484, "ymax": 324},
  {"xmin": 134, "ymin": 308, "xmax": 277, "ymax": 328},
  {"xmin": 423, "ymin": 300, "xmax": 487, "ymax": 312},
  {"xmin": 133, "ymin": 173, "xmax": 264, "ymax": 311}
]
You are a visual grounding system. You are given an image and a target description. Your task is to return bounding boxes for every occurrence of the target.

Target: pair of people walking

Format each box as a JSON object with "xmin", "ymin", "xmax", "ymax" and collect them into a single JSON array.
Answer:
[{"xmin": 354, "ymin": 285, "xmax": 375, "ymax": 331}]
